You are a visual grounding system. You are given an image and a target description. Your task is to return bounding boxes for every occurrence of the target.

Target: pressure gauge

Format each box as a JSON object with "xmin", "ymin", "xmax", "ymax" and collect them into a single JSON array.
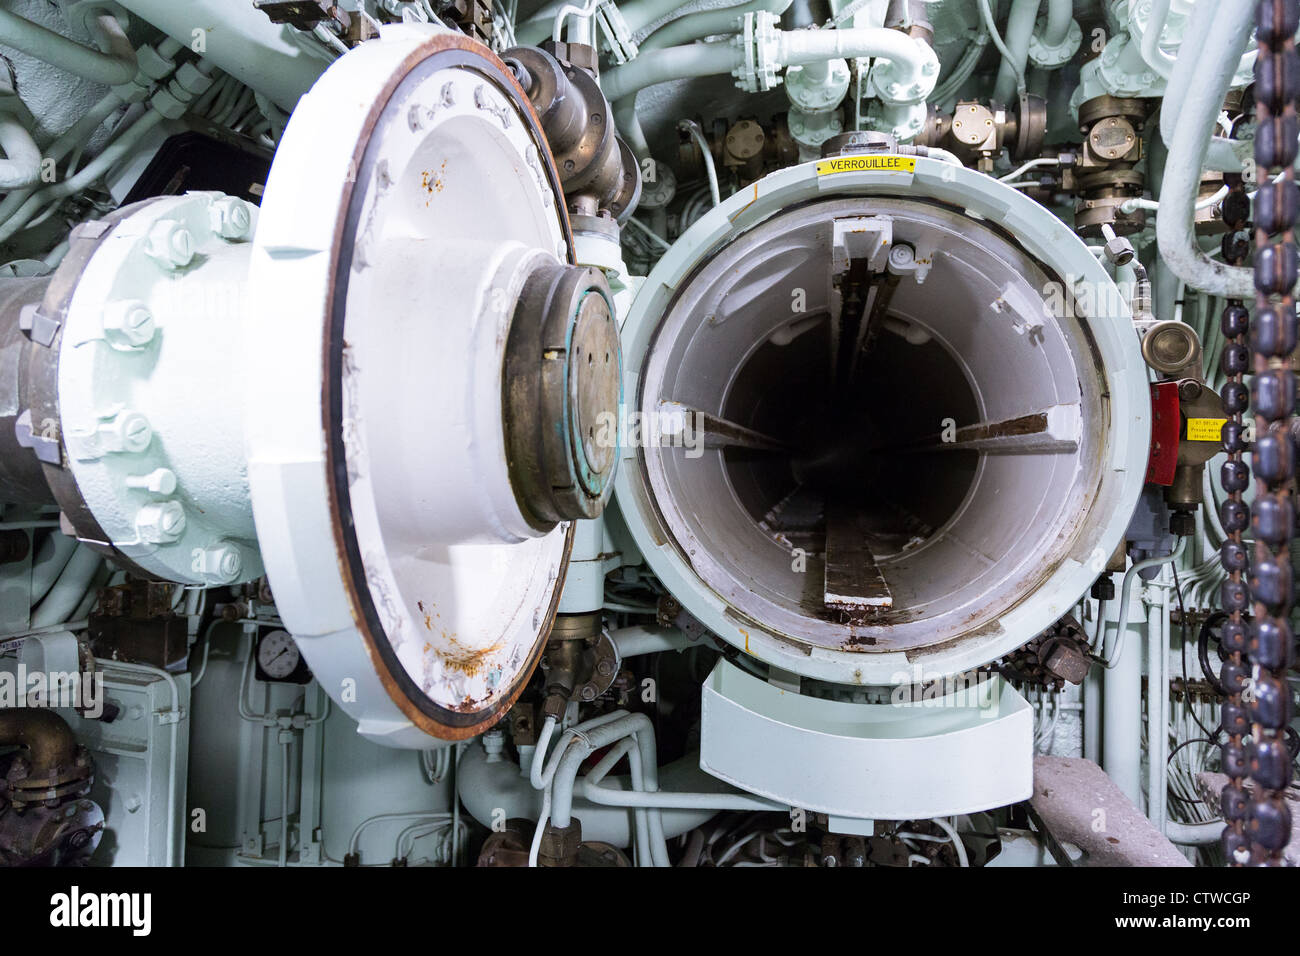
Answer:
[{"xmin": 255, "ymin": 630, "xmax": 310, "ymax": 684}]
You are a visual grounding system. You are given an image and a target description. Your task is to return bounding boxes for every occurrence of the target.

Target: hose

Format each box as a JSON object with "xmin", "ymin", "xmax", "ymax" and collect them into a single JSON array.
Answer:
[
  {"xmin": 0, "ymin": 7, "xmax": 137, "ymax": 87},
  {"xmin": 1099, "ymin": 538, "xmax": 1187, "ymax": 670}
]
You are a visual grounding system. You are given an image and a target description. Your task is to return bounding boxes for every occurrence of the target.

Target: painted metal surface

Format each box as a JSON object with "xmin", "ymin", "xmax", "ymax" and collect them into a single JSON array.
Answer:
[{"xmin": 246, "ymin": 24, "xmax": 577, "ymax": 746}]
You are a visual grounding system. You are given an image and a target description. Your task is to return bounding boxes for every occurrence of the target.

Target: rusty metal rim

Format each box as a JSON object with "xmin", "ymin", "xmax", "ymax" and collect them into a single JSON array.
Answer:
[{"xmin": 321, "ymin": 32, "xmax": 576, "ymax": 741}]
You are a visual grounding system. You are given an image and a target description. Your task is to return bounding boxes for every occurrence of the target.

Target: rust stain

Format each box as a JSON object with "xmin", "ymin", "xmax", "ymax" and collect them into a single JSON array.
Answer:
[
  {"xmin": 419, "ymin": 160, "xmax": 448, "ymax": 204},
  {"xmin": 434, "ymin": 631, "xmax": 498, "ymax": 677}
]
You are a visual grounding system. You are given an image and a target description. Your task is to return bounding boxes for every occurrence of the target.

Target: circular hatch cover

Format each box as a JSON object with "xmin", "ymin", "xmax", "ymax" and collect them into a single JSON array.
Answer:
[{"xmin": 246, "ymin": 25, "xmax": 617, "ymax": 745}]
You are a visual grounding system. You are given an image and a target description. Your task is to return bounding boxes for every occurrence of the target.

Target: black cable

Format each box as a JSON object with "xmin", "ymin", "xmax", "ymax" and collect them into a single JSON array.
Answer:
[
  {"xmin": 1196, "ymin": 610, "xmax": 1229, "ymax": 697},
  {"xmin": 1170, "ymin": 564, "xmax": 1220, "ymax": 741}
]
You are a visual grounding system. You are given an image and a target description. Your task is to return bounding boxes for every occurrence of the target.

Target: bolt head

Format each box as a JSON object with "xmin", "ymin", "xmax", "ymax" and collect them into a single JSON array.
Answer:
[
  {"xmin": 199, "ymin": 542, "xmax": 243, "ymax": 582},
  {"xmin": 99, "ymin": 410, "xmax": 152, "ymax": 454},
  {"xmin": 136, "ymin": 500, "xmax": 185, "ymax": 544},
  {"xmin": 209, "ymin": 197, "xmax": 253, "ymax": 241},
  {"xmin": 103, "ymin": 299, "xmax": 155, "ymax": 348},
  {"xmin": 145, "ymin": 219, "xmax": 194, "ymax": 269}
]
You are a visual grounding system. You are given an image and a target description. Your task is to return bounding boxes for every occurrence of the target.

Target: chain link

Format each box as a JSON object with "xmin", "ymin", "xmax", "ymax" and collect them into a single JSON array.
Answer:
[{"xmin": 1217, "ymin": 0, "xmax": 1299, "ymax": 866}]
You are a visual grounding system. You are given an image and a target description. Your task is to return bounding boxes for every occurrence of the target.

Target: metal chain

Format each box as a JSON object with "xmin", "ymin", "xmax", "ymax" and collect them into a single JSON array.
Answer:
[{"xmin": 1218, "ymin": 0, "xmax": 1299, "ymax": 866}]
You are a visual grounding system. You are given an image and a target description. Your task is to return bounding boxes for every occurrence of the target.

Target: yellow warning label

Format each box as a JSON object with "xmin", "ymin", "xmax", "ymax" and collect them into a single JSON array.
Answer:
[
  {"xmin": 1186, "ymin": 417, "xmax": 1227, "ymax": 442},
  {"xmin": 816, "ymin": 155, "xmax": 918, "ymax": 176}
]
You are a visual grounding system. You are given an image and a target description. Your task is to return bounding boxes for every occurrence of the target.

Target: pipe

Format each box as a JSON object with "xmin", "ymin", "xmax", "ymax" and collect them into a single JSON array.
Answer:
[
  {"xmin": 1154, "ymin": 2, "xmax": 1255, "ymax": 297},
  {"xmin": 0, "ymin": 94, "xmax": 42, "ymax": 189},
  {"xmin": 1100, "ymin": 539, "xmax": 1186, "ymax": 669},
  {"xmin": 279, "ymin": 737, "xmax": 291, "ymax": 866},
  {"xmin": 992, "ymin": 0, "xmax": 1041, "ymax": 104},
  {"xmin": 1102, "ymin": 585, "xmax": 1143, "ymax": 804},
  {"xmin": 581, "ymin": 776, "xmax": 790, "ymax": 811},
  {"xmin": 1041, "ymin": 0, "xmax": 1072, "ymax": 48},
  {"xmin": 112, "ymin": 0, "xmax": 328, "ymax": 113},
  {"xmin": 0, "ymin": 108, "xmax": 167, "ymax": 244},
  {"xmin": 1159, "ymin": 0, "xmax": 1218, "ymax": 146},
  {"xmin": 0, "ymin": 707, "xmax": 79, "ymax": 780},
  {"xmin": 30, "ymin": 533, "xmax": 78, "ymax": 606},
  {"xmin": 30, "ymin": 546, "xmax": 101, "ymax": 628},
  {"xmin": 1146, "ymin": 581, "xmax": 1167, "ymax": 833},
  {"xmin": 681, "ymin": 120, "xmax": 719, "ymax": 206},
  {"xmin": 1165, "ymin": 818, "xmax": 1223, "ymax": 845},
  {"xmin": 549, "ymin": 712, "xmax": 656, "ymax": 827},
  {"xmin": 457, "ymin": 738, "xmax": 717, "ymax": 848},
  {"xmin": 639, "ymin": 0, "xmax": 793, "ymax": 53},
  {"xmin": 0, "ymin": 7, "xmax": 136, "ymax": 87},
  {"xmin": 1139, "ymin": 0, "xmax": 1175, "ymax": 79},
  {"xmin": 610, "ymin": 625, "xmax": 690, "ymax": 658},
  {"xmin": 601, "ymin": 25, "xmax": 935, "ymax": 103}
]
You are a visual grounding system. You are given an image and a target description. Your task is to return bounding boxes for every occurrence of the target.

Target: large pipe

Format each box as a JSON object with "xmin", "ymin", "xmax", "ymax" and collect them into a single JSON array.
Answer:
[
  {"xmin": 638, "ymin": 0, "xmax": 793, "ymax": 53},
  {"xmin": 601, "ymin": 25, "xmax": 935, "ymax": 103},
  {"xmin": 1102, "ymin": 581, "xmax": 1145, "ymax": 804},
  {"xmin": 111, "ymin": 0, "xmax": 329, "ymax": 113},
  {"xmin": 0, "ymin": 6, "xmax": 136, "ymax": 86},
  {"xmin": 1155, "ymin": 1, "xmax": 1255, "ymax": 297},
  {"xmin": 992, "ymin": 0, "xmax": 1041, "ymax": 104},
  {"xmin": 31, "ymin": 546, "xmax": 102, "ymax": 629}
]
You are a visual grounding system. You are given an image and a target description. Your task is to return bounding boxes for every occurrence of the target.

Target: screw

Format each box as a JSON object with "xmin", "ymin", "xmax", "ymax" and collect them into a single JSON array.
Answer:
[
  {"xmin": 136, "ymin": 500, "xmax": 186, "ymax": 544},
  {"xmin": 102, "ymin": 299, "xmax": 155, "ymax": 347},
  {"xmin": 125, "ymin": 467, "xmax": 178, "ymax": 495},
  {"xmin": 208, "ymin": 197, "xmax": 252, "ymax": 241},
  {"xmin": 145, "ymin": 219, "xmax": 194, "ymax": 269}
]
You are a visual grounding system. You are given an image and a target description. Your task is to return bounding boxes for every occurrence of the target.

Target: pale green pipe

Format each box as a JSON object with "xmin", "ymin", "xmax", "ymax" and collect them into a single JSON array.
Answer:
[
  {"xmin": 0, "ymin": 109, "xmax": 41, "ymax": 188},
  {"xmin": 1155, "ymin": 1, "xmax": 1255, "ymax": 298},
  {"xmin": 518, "ymin": 0, "xmax": 692, "ymax": 44},
  {"xmin": 30, "ymin": 532, "xmax": 78, "ymax": 606},
  {"xmin": 1042, "ymin": 0, "xmax": 1072, "ymax": 47},
  {"xmin": 0, "ymin": 109, "xmax": 166, "ymax": 243},
  {"xmin": 992, "ymin": 0, "xmax": 1041, "ymax": 104},
  {"xmin": 639, "ymin": 0, "xmax": 793, "ymax": 53},
  {"xmin": 0, "ymin": 7, "xmax": 136, "ymax": 86},
  {"xmin": 31, "ymin": 546, "xmax": 101, "ymax": 628}
]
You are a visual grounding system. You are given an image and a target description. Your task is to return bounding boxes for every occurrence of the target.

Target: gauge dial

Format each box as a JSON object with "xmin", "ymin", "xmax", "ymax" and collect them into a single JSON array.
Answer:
[{"xmin": 257, "ymin": 630, "xmax": 301, "ymax": 681}]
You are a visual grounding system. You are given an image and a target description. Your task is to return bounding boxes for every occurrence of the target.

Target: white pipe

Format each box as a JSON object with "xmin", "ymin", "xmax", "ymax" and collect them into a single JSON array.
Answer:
[
  {"xmin": 1155, "ymin": 2, "xmax": 1255, "ymax": 297},
  {"xmin": 1102, "ymin": 583, "xmax": 1143, "ymax": 804},
  {"xmin": 458, "ymin": 738, "xmax": 716, "ymax": 848},
  {"xmin": 610, "ymin": 625, "xmax": 690, "ymax": 658},
  {"xmin": 1146, "ymin": 581, "xmax": 1168, "ymax": 834}
]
